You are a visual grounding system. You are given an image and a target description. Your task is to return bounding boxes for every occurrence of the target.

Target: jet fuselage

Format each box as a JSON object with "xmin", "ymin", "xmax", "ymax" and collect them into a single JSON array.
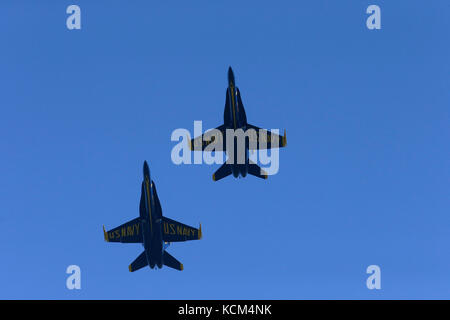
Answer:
[
  {"xmin": 140, "ymin": 161, "xmax": 163, "ymax": 269},
  {"xmin": 223, "ymin": 67, "xmax": 250, "ymax": 178}
]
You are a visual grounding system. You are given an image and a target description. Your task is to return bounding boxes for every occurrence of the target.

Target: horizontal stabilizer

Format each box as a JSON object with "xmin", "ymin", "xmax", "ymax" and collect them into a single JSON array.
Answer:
[
  {"xmin": 248, "ymin": 160, "xmax": 268, "ymax": 179},
  {"xmin": 213, "ymin": 162, "xmax": 232, "ymax": 181},
  {"xmin": 129, "ymin": 251, "xmax": 148, "ymax": 272},
  {"xmin": 163, "ymin": 251, "xmax": 183, "ymax": 271}
]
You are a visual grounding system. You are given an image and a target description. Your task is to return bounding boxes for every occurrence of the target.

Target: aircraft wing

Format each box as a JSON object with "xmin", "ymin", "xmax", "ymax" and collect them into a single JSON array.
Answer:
[
  {"xmin": 246, "ymin": 124, "xmax": 287, "ymax": 150},
  {"xmin": 162, "ymin": 217, "xmax": 202, "ymax": 242},
  {"xmin": 190, "ymin": 125, "xmax": 226, "ymax": 151},
  {"xmin": 103, "ymin": 217, "xmax": 143, "ymax": 243}
]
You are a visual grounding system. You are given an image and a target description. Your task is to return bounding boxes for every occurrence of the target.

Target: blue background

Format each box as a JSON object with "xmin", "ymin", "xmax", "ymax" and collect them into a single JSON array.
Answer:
[{"xmin": 0, "ymin": 1, "xmax": 448, "ymax": 299}]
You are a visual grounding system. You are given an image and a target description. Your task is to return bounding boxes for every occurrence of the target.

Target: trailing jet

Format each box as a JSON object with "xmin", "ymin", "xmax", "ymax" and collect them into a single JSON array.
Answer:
[
  {"xmin": 189, "ymin": 67, "xmax": 287, "ymax": 181},
  {"xmin": 103, "ymin": 161, "xmax": 202, "ymax": 272}
]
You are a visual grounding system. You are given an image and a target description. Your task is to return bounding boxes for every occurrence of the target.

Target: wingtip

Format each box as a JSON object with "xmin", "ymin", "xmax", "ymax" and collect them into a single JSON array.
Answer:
[
  {"xmin": 198, "ymin": 223, "xmax": 203, "ymax": 239},
  {"xmin": 103, "ymin": 225, "xmax": 109, "ymax": 242},
  {"xmin": 128, "ymin": 265, "xmax": 132, "ymax": 272},
  {"xmin": 187, "ymin": 136, "xmax": 193, "ymax": 151},
  {"xmin": 282, "ymin": 129, "xmax": 287, "ymax": 147},
  {"xmin": 180, "ymin": 264, "xmax": 184, "ymax": 271},
  {"xmin": 212, "ymin": 174, "xmax": 216, "ymax": 181}
]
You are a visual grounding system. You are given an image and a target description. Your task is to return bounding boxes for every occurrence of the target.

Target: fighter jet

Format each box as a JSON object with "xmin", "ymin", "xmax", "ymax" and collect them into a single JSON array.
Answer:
[
  {"xmin": 103, "ymin": 161, "xmax": 202, "ymax": 272},
  {"xmin": 189, "ymin": 67, "xmax": 287, "ymax": 181}
]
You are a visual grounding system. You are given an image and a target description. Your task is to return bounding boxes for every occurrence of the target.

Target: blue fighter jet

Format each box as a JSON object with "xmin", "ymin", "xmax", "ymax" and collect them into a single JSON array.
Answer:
[
  {"xmin": 189, "ymin": 67, "xmax": 287, "ymax": 181},
  {"xmin": 103, "ymin": 161, "xmax": 202, "ymax": 271}
]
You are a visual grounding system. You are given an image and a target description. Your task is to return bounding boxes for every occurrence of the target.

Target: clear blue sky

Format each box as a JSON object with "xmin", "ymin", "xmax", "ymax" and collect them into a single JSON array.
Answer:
[{"xmin": 0, "ymin": 1, "xmax": 448, "ymax": 299}]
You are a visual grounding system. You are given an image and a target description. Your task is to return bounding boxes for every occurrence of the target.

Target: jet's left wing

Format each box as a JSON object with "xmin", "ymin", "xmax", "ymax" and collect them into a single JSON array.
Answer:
[
  {"xmin": 162, "ymin": 217, "xmax": 202, "ymax": 242},
  {"xmin": 246, "ymin": 124, "xmax": 287, "ymax": 150},
  {"xmin": 103, "ymin": 217, "xmax": 143, "ymax": 243},
  {"xmin": 190, "ymin": 125, "xmax": 226, "ymax": 152}
]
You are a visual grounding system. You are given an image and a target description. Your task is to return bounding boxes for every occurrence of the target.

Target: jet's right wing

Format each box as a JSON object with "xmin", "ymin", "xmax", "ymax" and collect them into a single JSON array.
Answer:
[
  {"xmin": 190, "ymin": 125, "xmax": 226, "ymax": 151},
  {"xmin": 162, "ymin": 217, "xmax": 202, "ymax": 242},
  {"xmin": 246, "ymin": 124, "xmax": 287, "ymax": 150}
]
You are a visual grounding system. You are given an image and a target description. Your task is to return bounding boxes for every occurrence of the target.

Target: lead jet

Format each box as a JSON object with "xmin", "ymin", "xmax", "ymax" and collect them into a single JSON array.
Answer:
[
  {"xmin": 103, "ymin": 161, "xmax": 202, "ymax": 272},
  {"xmin": 189, "ymin": 67, "xmax": 287, "ymax": 181}
]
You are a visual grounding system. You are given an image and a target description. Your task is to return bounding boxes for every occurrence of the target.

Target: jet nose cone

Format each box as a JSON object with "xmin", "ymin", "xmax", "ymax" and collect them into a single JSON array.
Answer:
[
  {"xmin": 143, "ymin": 161, "xmax": 150, "ymax": 178},
  {"xmin": 228, "ymin": 66, "xmax": 235, "ymax": 84}
]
